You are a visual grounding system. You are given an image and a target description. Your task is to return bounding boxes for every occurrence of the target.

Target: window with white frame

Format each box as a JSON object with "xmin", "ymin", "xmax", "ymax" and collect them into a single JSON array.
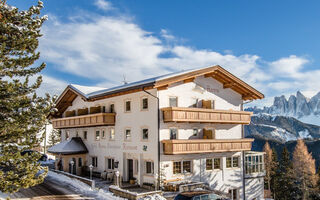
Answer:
[
  {"xmin": 206, "ymin": 158, "xmax": 221, "ymax": 170},
  {"xmin": 95, "ymin": 130, "xmax": 100, "ymax": 140},
  {"xmin": 170, "ymin": 128, "xmax": 177, "ymax": 139},
  {"xmin": 142, "ymin": 128, "xmax": 149, "ymax": 140},
  {"xmin": 125, "ymin": 100, "xmax": 131, "ymax": 112},
  {"xmin": 142, "ymin": 97, "xmax": 148, "ymax": 110},
  {"xmin": 228, "ymin": 189, "xmax": 238, "ymax": 200},
  {"xmin": 83, "ymin": 131, "xmax": 87, "ymax": 140},
  {"xmin": 245, "ymin": 154, "xmax": 264, "ymax": 174},
  {"xmin": 226, "ymin": 156, "xmax": 239, "ymax": 168},
  {"xmin": 125, "ymin": 129, "xmax": 131, "ymax": 140},
  {"xmin": 91, "ymin": 156, "xmax": 98, "ymax": 167},
  {"xmin": 110, "ymin": 128, "xmax": 115, "ymax": 140},
  {"xmin": 107, "ymin": 158, "xmax": 114, "ymax": 170},
  {"xmin": 145, "ymin": 161, "xmax": 154, "ymax": 174},
  {"xmin": 110, "ymin": 104, "xmax": 115, "ymax": 113},
  {"xmin": 169, "ymin": 97, "xmax": 178, "ymax": 107},
  {"xmin": 173, "ymin": 161, "xmax": 192, "ymax": 174}
]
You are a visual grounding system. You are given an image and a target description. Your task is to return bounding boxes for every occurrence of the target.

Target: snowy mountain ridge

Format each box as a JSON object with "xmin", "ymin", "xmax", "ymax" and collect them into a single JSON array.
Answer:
[{"xmin": 247, "ymin": 91, "xmax": 320, "ymax": 125}]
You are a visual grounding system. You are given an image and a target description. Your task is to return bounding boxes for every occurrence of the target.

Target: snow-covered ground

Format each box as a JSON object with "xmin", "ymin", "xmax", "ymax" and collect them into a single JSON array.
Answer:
[{"xmin": 48, "ymin": 171, "xmax": 166, "ymax": 200}]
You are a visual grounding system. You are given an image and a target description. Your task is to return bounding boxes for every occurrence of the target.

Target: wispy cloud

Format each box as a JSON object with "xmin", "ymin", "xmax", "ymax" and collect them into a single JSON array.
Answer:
[
  {"xmin": 38, "ymin": 2, "xmax": 320, "ymax": 107},
  {"xmin": 94, "ymin": 0, "xmax": 114, "ymax": 11}
]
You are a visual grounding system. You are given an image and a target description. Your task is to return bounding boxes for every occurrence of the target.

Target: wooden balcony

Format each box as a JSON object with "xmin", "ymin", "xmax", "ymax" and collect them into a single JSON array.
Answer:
[
  {"xmin": 51, "ymin": 113, "xmax": 116, "ymax": 129},
  {"xmin": 162, "ymin": 138, "xmax": 254, "ymax": 155},
  {"xmin": 162, "ymin": 107, "xmax": 252, "ymax": 124}
]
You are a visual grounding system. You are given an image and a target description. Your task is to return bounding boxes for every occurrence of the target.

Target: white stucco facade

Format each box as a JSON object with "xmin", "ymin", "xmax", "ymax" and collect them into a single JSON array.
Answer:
[{"xmin": 53, "ymin": 71, "xmax": 265, "ymax": 200}]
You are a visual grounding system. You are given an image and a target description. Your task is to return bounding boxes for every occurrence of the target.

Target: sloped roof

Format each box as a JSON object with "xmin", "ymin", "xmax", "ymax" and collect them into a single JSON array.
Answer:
[
  {"xmin": 53, "ymin": 65, "xmax": 264, "ymax": 116},
  {"xmin": 48, "ymin": 137, "xmax": 88, "ymax": 155}
]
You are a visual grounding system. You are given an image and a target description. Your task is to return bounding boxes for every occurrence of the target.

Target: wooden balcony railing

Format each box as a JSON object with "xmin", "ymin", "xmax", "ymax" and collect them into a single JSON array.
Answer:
[
  {"xmin": 162, "ymin": 138, "xmax": 254, "ymax": 155},
  {"xmin": 51, "ymin": 113, "xmax": 115, "ymax": 129},
  {"xmin": 162, "ymin": 107, "xmax": 252, "ymax": 124}
]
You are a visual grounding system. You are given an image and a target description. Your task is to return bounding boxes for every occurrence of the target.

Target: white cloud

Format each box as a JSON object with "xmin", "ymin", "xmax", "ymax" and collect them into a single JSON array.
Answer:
[
  {"xmin": 38, "ymin": 5, "xmax": 320, "ymax": 107},
  {"xmin": 94, "ymin": 0, "xmax": 113, "ymax": 11}
]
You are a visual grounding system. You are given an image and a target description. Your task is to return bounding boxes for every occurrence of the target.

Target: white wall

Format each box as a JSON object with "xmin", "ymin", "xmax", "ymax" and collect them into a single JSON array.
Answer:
[{"xmin": 61, "ymin": 88, "xmax": 159, "ymax": 184}]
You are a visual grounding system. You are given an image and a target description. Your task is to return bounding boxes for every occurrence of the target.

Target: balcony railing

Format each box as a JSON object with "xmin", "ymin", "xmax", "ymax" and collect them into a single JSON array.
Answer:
[
  {"xmin": 162, "ymin": 138, "xmax": 254, "ymax": 155},
  {"xmin": 51, "ymin": 113, "xmax": 116, "ymax": 129},
  {"xmin": 162, "ymin": 107, "xmax": 252, "ymax": 124}
]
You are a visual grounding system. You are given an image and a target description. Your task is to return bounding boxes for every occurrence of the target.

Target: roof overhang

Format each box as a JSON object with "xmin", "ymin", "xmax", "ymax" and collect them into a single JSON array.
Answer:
[{"xmin": 154, "ymin": 65, "xmax": 264, "ymax": 100}]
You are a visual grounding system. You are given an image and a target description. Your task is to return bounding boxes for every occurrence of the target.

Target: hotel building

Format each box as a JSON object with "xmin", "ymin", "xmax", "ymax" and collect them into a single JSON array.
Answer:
[{"xmin": 49, "ymin": 65, "xmax": 266, "ymax": 200}]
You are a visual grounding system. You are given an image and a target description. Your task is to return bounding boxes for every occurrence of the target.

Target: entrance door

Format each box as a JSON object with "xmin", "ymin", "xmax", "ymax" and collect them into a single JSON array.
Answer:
[{"xmin": 128, "ymin": 159, "xmax": 134, "ymax": 181}]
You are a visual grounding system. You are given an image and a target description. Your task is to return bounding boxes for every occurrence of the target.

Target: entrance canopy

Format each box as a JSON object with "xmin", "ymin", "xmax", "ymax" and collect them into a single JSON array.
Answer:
[{"xmin": 48, "ymin": 137, "xmax": 88, "ymax": 155}]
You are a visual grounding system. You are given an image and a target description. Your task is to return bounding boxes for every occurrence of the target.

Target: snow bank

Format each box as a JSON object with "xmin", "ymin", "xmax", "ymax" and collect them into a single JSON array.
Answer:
[{"xmin": 47, "ymin": 171, "xmax": 123, "ymax": 200}]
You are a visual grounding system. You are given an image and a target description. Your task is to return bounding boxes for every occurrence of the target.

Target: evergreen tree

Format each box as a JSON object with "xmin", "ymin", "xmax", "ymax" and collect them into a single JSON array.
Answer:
[
  {"xmin": 0, "ymin": 0, "xmax": 51, "ymax": 193},
  {"xmin": 275, "ymin": 147, "xmax": 295, "ymax": 200},
  {"xmin": 270, "ymin": 147, "xmax": 279, "ymax": 199},
  {"xmin": 263, "ymin": 141, "xmax": 277, "ymax": 198},
  {"xmin": 48, "ymin": 128, "xmax": 61, "ymax": 147},
  {"xmin": 292, "ymin": 139, "xmax": 318, "ymax": 200}
]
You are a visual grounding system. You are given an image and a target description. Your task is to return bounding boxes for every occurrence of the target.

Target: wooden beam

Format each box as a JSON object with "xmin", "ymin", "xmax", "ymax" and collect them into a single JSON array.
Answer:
[
  {"xmin": 223, "ymin": 82, "xmax": 236, "ymax": 89},
  {"xmin": 157, "ymin": 85, "xmax": 168, "ymax": 91},
  {"xmin": 183, "ymin": 77, "xmax": 195, "ymax": 83}
]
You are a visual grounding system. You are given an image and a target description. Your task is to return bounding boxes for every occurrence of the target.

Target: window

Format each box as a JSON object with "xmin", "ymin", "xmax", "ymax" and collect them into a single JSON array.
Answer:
[
  {"xmin": 65, "ymin": 131, "xmax": 70, "ymax": 140},
  {"xmin": 169, "ymin": 97, "xmax": 178, "ymax": 107},
  {"xmin": 226, "ymin": 157, "xmax": 232, "ymax": 168},
  {"xmin": 142, "ymin": 128, "xmax": 149, "ymax": 140},
  {"xmin": 95, "ymin": 130, "xmax": 100, "ymax": 140},
  {"xmin": 228, "ymin": 189, "xmax": 238, "ymax": 200},
  {"xmin": 193, "ymin": 129, "xmax": 199, "ymax": 136},
  {"xmin": 125, "ymin": 129, "xmax": 131, "ymax": 140},
  {"xmin": 83, "ymin": 131, "xmax": 87, "ymax": 140},
  {"xmin": 92, "ymin": 157, "xmax": 98, "ymax": 167},
  {"xmin": 146, "ymin": 161, "xmax": 154, "ymax": 174},
  {"xmin": 183, "ymin": 161, "xmax": 191, "ymax": 173},
  {"xmin": 78, "ymin": 158, "xmax": 82, "ymax": 167},
  {"xmin": 206, "ymin": 159, "xmax": 212, "ymax": 170},
  {"xmin": 107, "ymin": 158, "xmax": 114, "ymax": 170},
  {"xmin": 102, "ymin": 129, "xmax": 106, "ymax": 139},
  {"xmin": 226, "ymin": 157, "xmax": 239, "ymax": 168},
  {"xmin": 110, "ymin": 104, "xmax": 115, "ymax": 113},
  {"xmin": 173, "ymin": 161, "xmax": 192, "ymax": 174},
  {"xmin": 76, "ymin": 131, "xmax": 79, "ymax": 137},
  {"xmin": 170, "ymin": 128, "xmax": 177, "ymax": 139},
  {"xmin": 206, "ymin": 158, "xmax": 221, "ymax": 170},
  {"xmin": 125, "ymin": 100, "xmax": 131, "ymax": 112},
  {"xmin": 110, "ymin": 128, "xmax": 115, "ymax": 140},
  {"xmin": 102, "ymin": 106, "xmax": 106, "ymax": 113},
  {"xmin": 233, "ymin": 157, "xmax": 239, "ymax": 168},
  {"xmin": 173, "ymin": 161, "xmax": 181, "ymax": 174},
  {"xmin": 214, "ymin": 158, "xmax": 221, "ymax": 169},
  {"xmin": 142, "ymin": 97, "xmax": 148, "ymax": 110},
  {"xmin": 245, "ymin": 154, "xmax": 264, "ymax": 174}
]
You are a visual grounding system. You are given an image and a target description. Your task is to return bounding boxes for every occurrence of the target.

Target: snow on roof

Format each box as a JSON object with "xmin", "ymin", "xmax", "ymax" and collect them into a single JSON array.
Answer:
[
  {"xmin": 70, "ymin": 67, "xmax": 202, "ymax": 99},
  {"xmin": 69, "ymin": 84, "xmax": 108, "ymax": 98},
  {"xmin": 48, "ymin": 137, "xmax": 88, "ymax": 155}
]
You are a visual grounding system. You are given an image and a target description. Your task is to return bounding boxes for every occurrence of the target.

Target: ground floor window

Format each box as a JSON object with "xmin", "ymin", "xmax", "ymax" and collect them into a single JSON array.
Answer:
[
  {"xmin": 145, "ymin": 161, "xmax": 154, "ymax": 174},
  {"xmin": 228, "ymin": 189, "xmax": 238, "ymax": 200},
  {"xmin": 107, "ymin": 158, "xmax": 114, "ymax": 170},
  {"xmin": 245, "ymin": 154, "xmax": 264, "ymax": 174},
  {"xmin": 78, "ymin": 157, "xmax": 82, "ymax": 167},
  {"xmin": 92, "ymin": 156, "xmax": 98, "ymax": 167},
  {"xmin": 206, "ymin": 158, "xmax": 221, "ymax": 170},
  {"xmin": 226, "ymin": 156, "xmax": 239, "ymax": 168},
  {"xmin": 173, "ymin": 161, "xmax": 192, "ymax": 174}
]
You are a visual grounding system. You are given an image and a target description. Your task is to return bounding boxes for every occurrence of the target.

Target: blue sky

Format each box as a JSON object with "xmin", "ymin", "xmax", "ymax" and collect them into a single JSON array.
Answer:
[{"xmin": 9, "ymin": 0, "xmax": 320, "ymax": 107}]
